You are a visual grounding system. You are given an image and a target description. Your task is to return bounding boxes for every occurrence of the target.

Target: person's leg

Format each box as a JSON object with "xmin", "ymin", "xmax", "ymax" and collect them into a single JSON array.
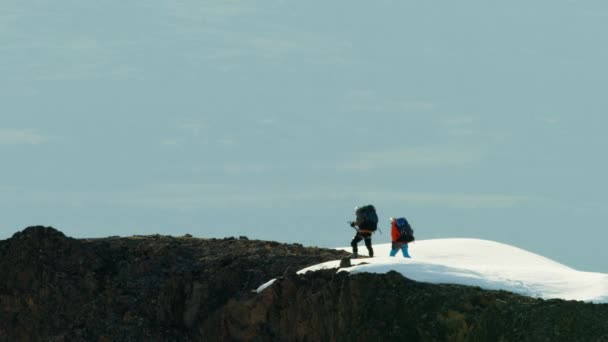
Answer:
[
  {"xmin": 390, "ymin": 242, "xmax": 400, "ymax": 256},
  {"xmin": 364, "ymin": 234, "xmax": 373, "ymax": 257},
  {"xmin": 401, "ymin": 244, "xmax": 411, "ymax": 258},
  {"xmin": 350, "ymin": 233, "xmax": 362, "ymax": 256}
]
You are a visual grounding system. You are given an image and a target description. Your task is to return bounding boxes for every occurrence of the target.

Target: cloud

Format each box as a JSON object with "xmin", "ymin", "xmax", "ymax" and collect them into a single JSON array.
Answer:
[
  {"xmin": 105, "ymin": 183, "xmax": 299, "ymax": 210},
  {"xmin": 0, "ymin": 129, "xmax": 50, "ymax": 145},
  {"xmin": 257, "ymin": 118, "xmax": 278, "ymax": 126},
  {"xmin": 6, "ymin": 35, "xmax": 141, "ymax": 81},
  {"xmin": 160, "ymin": 120, "xmax": 211, "ymax": 147},
  {"xmin": 222, "ymin": 163, "xmax": 268, "ymax": 174},
  {"xmin": 178, "ymin": 121, "xmax": 207, "ymax": 135},
  {"xmin": 161, "ymin": 139, "xmax": 182, "ymax": 146},
  {"xmin": 166, "ymin": 2, "xmax": 355, "ymax": 67},
  {"xmin": 165, "ymin": 2, "xmax": 257, "ymax": 23},
  {"xmin": 448, "ymin": 129, "xmax": 476, "ymax": 136},
  {"xmin": 0, "ymin": 186, "xmax": 86, "ymax": 208},
  {"xmin": 440, "ymin": 116, "xmax": 474, "ymax": 126},
  {"xmin": 580, "ymin": 10, "xmax": 608, "ymax": 18},
  {"xmin": 165, "ymin": 144, "xmax": 483, "ymax": 175},
  {"xmin": 0, "ymin": 182, "xmax": 536, "ymax": 213},
  {"xmin": 248, "ymin": 36, "xmax": 302, "ymax": 59},
  {"xmin": 345, "ymin": 100, "xmax": 436, "ymax": 113},
  {"xmin": 352, "ymin": 191, "xmax": 532, "ymax": 209},
  {"xmin": 539, "ymin": 117, "xmax": 559, "ymax": 125},
  {"xmin": 342, "ymin": 90, "xmax": 436, "ymax": 114},
  {"xmin": 94, "ymin": 182, "xmax": 534, "ymax": 211},
  {"xmin": 216, "ymin": 138, "xmax": 237, "ymax": 146},
  {"xmin": 336, "ymin": 146, "xmax": 485, "ymax": 172},
  {"xmin": 437, "ymin": 116, "xmax": 478, "ymax": 137}
]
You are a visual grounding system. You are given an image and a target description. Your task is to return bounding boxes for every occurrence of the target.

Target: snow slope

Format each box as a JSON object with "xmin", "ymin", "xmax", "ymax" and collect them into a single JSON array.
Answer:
[{"xmin": 269, "ymin": 239, "xmax": 608, "ymax": 303}]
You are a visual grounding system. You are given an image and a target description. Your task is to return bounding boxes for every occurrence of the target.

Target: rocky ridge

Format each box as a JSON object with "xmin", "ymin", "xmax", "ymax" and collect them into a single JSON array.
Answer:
[{"xmin": 1, "ymin": 226, "xmax": 608, "ymax": 341}]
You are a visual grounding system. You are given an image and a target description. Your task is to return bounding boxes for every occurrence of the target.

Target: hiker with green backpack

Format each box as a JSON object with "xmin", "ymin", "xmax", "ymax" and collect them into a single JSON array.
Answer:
[{"xmin": 348, "ymin": 205, "xmax": 378, "ymax": 258}]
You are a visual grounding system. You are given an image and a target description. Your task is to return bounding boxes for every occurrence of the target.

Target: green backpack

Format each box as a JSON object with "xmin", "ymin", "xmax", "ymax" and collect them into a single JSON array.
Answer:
[{"xmin": 355, "ymin": 205, "xmax": 378, "ymax": 231}]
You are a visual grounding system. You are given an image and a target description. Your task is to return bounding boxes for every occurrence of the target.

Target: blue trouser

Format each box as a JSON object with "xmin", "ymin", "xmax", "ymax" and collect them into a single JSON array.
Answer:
[{"xmin": 390, "ymin": 242, "xmax": 410, "ymax": 258}]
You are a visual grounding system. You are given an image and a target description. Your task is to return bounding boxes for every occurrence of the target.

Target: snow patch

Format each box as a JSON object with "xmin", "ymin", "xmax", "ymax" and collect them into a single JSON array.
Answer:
[{"xmin": 263, "ymin": 238, "xmax": 608, "ymax": 303}]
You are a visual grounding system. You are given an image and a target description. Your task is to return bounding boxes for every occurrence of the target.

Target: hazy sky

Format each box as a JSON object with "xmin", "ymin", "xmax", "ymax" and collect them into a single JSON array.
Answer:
[{"xmin": 2, "ymin": 1, "xmax": 608, "ymax": 272}]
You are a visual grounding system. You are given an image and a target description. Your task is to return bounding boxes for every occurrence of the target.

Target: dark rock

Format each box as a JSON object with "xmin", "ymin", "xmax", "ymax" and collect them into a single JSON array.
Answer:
[
  {"xmin": 216, "ymin": 271, "xmax": 608, "ymax": 342},
  {"xmin": 0, "ymin": 226, "xmax": 349, "ymax": 341},
  {"xmin": 339, "ymin": 256, "xmax": 352, "ymax": 268}
]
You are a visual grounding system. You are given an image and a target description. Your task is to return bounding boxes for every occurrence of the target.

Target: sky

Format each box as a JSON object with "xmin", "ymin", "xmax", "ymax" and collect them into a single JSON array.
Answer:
[
  {"xmin": 259, "ymin": 239, "xmax": 608, "ymax": 303},
  {"xmin": 2, "ymin": 1, "xmax": 608, "ymax": 272}
]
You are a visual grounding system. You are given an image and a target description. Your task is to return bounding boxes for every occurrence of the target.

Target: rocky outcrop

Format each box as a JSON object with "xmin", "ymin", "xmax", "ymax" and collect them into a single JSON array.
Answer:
[
  {"xmin": 0, "ymin": 226, "xmax": 347, "ymax": 341},
  {"xmin": 219, "ymin": 271, "xmax": 608, "ymax": 342},
  {"xmin": 1, "ymin": 226, "xmax": 608, "ymax": 342}
]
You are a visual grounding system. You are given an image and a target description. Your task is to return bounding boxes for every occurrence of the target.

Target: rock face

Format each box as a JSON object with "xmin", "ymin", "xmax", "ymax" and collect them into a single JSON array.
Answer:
[
  {"xmin": 0, "ymin": 226, "xmax": 347, "ymax": 341},
  {"xmin": 1, "ymin": 226, "xmax": 608, "ymax": 342},
  {"xmin": 221, "ymin": 271, "xmax": 608, "ymax": 342}
]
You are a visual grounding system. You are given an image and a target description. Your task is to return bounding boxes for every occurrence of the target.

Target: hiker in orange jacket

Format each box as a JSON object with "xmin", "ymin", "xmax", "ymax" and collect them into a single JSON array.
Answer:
[{"xmin": 390, "ymin": 217, "xmax": 412, "ymax": 258}]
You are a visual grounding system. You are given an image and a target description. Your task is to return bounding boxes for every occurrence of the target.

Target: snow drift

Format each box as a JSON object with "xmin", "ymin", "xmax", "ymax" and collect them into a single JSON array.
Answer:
[{"xmin": 267, "ymin": 238, "xmax": 608, "ymax": 303}]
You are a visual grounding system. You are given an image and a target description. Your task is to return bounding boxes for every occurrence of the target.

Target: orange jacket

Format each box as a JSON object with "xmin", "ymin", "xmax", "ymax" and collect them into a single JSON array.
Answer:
[{"xmin": 391, "ymin": 221, "xmax": 400, "ymax": 242}]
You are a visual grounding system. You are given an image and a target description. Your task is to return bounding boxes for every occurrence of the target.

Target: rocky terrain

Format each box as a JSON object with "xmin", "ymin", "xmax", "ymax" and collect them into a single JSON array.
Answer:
[{"xmin": 1, "ymin": 226, "xmax": 608, "ymax": 341}]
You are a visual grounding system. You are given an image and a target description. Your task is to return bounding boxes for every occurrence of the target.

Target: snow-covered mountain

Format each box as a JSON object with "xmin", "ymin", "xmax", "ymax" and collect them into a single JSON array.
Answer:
[{"xmin": 289, "ymin": 239, "xmax": 608, "ymax": 303}]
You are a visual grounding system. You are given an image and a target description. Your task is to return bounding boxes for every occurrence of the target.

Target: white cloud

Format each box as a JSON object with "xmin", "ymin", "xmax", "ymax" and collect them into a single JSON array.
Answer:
[
  {"xmin": 223, "ymin": 163, "xmax": 269, "ymax": 175},
  {"xmin": 216, "ymin": 138, "xmax": 237, "ymax": 146},
  {"xmin": 257, "ymin": 118, "xmax": 277, "ymax": 125},
  {"xmin": 440, "ymin": 116, "xmax": 474, "ymax": 126},
  {"xmin": 165, "ymin": 2, "xmax": 257, "ymax": 23},
  {"xmin": 438, "ymin": 116, "xmax": 478, "ymax": 137},
  {"xmin": 539, "ymin": 117, "xmax": 559, "ymax": 125},
  {"xmin": 0, "ymin": 129, "xmax": 50, "ymax": 145},
  {"xmin": 161, "ymin": 139, "xmax": 181, "ymax": 146},
  {"xmin": 448, "ymin": 128, "xmax": 476, "ymax": 136},
  {"xmin": 345, "ymin": 100, "xmax": 436, "ymax": 113},
  {"xmin": 0, "ymin": 182, "xmax": 536, "ymax": 212},
  {"xmin": 105, "ymin": 183, "xmax": 297, "ymax": 210},
  {"xmin": 17, "ymin": 37, "xmax": 142, "ymax": 82},
  {"xmin": 95, "ymin": 183, "xmax": 534, "ymax": 211},
  {"xmin": 160, "ymin": 120, "xmax": 210, "ymax": 147},
  {"xmin": 353, "ymin": 191, "xmax": 532, "ymax": 209},
  {"xmin": 166, "ymin": 3, "xmax": 355, "ymax": 67},
  {"xmin": 0, "ymin": 186, "xmax": 87, "ymax": 207},
  {"xmin": 580, "ymin": 10, "xmax": 608, "ymax": 18},
  {"xmin": 178, "ymin": 121, "xmax": 207, "ymax": 135},
  {"xmin": 248, "ymin": 36, "xmax": 302, "ymax": 59},
  {"xmin": 336, "ymin": 146, "xmax": 485, "ymax": 172},
  {"xmin": 342, "ymin": 90, "xmax": 436, "ymax": 113}
]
